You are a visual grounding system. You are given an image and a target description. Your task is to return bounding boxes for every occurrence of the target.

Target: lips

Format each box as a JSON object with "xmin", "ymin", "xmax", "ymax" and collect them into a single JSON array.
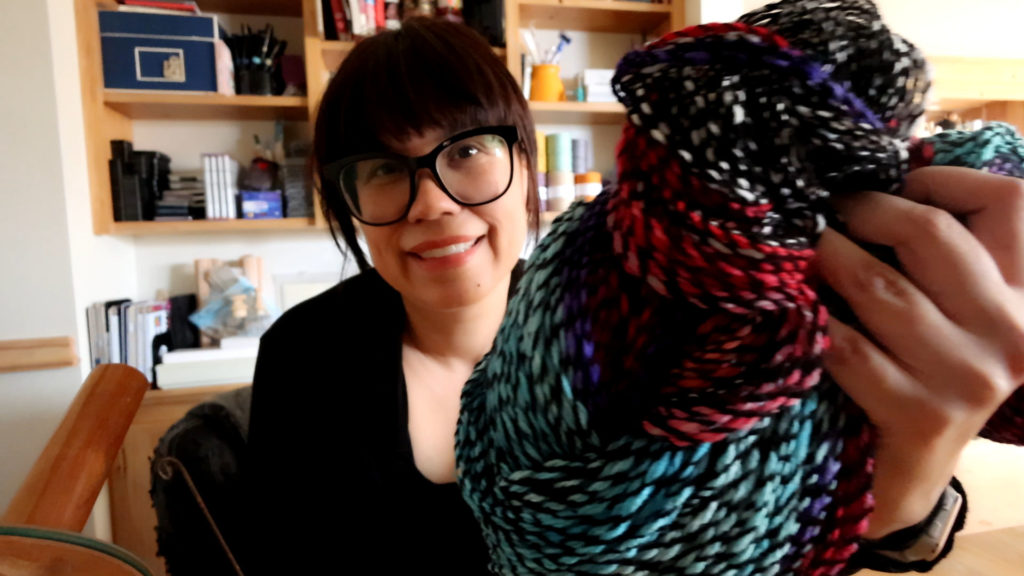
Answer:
[{"xmin": 408, "ymin": 236, "xmax": 482, "ymax": 258}]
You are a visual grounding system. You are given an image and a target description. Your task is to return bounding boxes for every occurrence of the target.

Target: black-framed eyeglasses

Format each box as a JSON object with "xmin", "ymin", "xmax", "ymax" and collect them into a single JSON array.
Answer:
[{"xmin": 323, "ymin": 125, "xmax": 520, "ymax": 226}]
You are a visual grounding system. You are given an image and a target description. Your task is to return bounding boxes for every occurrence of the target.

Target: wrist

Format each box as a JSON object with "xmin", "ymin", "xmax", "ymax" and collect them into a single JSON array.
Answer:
[
  {"xmin": 865, "ymin": 440, "xmax": 960, "ymax": 539},
  {"xmin": 847, "ymin": 478, "xmax": 968, "ymax": 574}
]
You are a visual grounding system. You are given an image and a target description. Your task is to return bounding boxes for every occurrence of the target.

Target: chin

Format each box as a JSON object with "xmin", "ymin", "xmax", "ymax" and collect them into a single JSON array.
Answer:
[{"xmin": 413, "ymin": 269, "xmax": 500, "ymax": 311}]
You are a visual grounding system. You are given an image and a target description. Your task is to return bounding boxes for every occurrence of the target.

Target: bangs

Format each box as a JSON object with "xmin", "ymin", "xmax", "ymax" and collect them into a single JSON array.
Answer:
[{"xmin": 321, "ymin": 19, "xmax": 526, "ymax": 156}]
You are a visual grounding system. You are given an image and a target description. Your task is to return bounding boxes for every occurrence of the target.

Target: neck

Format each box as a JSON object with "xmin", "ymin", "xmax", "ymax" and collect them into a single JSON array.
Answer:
[{"xmin": 402, "ymin": 278, "xmax": 511, "ymax": 367}]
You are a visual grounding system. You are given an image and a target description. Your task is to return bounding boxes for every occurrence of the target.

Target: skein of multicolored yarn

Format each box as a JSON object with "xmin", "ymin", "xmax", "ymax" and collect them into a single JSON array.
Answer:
[{"xmin": 455, "ymin": 1, "xmax": 1024, "ymax": 574}]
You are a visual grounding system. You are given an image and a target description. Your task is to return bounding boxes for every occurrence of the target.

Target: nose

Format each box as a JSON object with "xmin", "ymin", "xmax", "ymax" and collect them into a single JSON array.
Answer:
[{"xmin": 406, "ymin": 168, "xmax": 460, "ymax": 223}]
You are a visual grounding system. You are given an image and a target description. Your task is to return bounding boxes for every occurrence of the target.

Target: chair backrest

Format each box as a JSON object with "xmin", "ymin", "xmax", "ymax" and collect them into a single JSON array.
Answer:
[{"xmin": 1, "ymin": 364, "xmax": 152, "ymax": 575}]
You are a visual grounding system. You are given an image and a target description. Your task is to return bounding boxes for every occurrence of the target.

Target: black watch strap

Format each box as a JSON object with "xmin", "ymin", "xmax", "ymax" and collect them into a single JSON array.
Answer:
[{"xmin": 843, "ymin": 476, "xmax": 968, "ymax": 574}]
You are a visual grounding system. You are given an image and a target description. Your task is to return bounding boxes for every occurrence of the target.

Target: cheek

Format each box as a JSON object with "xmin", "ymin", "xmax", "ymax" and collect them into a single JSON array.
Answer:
[{"xmin": 362, "ymin": 229, "xmax": 398, "ymax": 270}]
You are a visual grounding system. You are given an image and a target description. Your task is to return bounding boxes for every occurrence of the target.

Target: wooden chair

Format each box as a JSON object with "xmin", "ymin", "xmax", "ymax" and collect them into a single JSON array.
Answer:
[{"xmin": 0, "ymin": 364, "xmax": 152, "ymax": 575}]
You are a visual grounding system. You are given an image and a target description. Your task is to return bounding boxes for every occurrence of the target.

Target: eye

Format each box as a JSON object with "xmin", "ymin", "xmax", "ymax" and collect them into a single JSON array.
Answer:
[
  {"xmin": 361, "ymin": 159, "xmax": 404, "ymax": 182},
  {"xmin": 453, "ymin": 144, "xmax": 480, "ymax": 160}
]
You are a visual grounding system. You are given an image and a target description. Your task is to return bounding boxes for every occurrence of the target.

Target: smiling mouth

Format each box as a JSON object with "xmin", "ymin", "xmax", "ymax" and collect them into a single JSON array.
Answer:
[{"xmin": 415, "ymin": 236, "xmax": 483, "ymax": 259}]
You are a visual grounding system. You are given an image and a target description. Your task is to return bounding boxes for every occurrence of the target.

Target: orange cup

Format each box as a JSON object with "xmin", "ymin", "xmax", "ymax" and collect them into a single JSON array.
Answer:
[{"xmin": 530, "ymin": 64, "xmax": 566, "ymax": 102}]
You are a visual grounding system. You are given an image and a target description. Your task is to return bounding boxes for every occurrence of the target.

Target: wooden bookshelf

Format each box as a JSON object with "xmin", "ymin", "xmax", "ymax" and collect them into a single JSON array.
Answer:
[
  {"xmin": 530, "ymin": 100, "xmax": 627, "ymax": 124},
  {"xmin": 108, "ymin": 217, "xmax": 319, "ymax": 236},
  {"xmin": 103, "ymin": 92, "xmax": 309, "ymax": 121},
  {"xmin": 519, "ymin": 0, "xmax": 673, "ymax": 34}
]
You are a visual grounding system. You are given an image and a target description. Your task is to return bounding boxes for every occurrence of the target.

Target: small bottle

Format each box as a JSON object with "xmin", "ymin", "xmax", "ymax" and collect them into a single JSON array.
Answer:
[{"xmin": 436, "ymin": 0, "xmax": 463, "ymax": 22}]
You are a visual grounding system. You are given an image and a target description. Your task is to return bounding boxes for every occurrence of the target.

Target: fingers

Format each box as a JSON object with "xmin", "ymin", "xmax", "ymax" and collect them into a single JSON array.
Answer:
[
  {"xmin": 824, "ymin": 315, "xmax": 916, "ymax": 424},
  {"xmin": 816, "ymin": 227, "xmax": 967, "ymax": 379},
  {"xmin": 901, "ymin": 166, "xmax": 1024, "ymax": 286},
  {"xmin": 829, "ymin": 190, "xmax": 1011, "ymax": 334}
]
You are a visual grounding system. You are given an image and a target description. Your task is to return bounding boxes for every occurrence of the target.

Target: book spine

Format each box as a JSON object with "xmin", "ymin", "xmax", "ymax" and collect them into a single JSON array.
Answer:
[
  {"xmin": 228, "ymin": 157, "xmax": 239, "ymax": 219},
  {"xmin": 330, "ymin": 0, "xmax": 349, "ymax": 39},
  {"xmin": 203, "ymin": 154, "xmax": 215, "ymax": 219},
  {"xmin": 320, "ymin": 0, "xmax": 338, "ymax": 40},
  {"xmin": 123, "ymin": 0, "xmax": 199, "ymax": 12},
  {"xmin": 216, "ymin": 154, "xmax": 228, "ymax": 219},
  {"xmin": 125, "ymin": 305, "xmax": 138, "ymax": 372},
  {"xmin": 108, "ymin": 305, "xmax": 122, "ymax": 364},
  {"xmin": 214, "ymin": 154, "xmax": 225, "ymax": 219}
]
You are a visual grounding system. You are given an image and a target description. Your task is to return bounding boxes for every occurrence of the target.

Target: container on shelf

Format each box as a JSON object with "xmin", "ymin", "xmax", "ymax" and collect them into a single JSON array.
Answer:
[
  {"xmin": 575, "ymin": 171, "xmax": 602, "ymax": 202},
  {"xmin": 99, "ymin": 10, "xmax": 219, "ymax": 93},
  {"xmin": 530, "ymin": 64, "xmax": 566, "ymax": 102}
]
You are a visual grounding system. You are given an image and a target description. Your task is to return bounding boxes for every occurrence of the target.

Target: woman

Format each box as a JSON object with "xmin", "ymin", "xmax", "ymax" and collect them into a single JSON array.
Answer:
[{"xmin": 246, "ymin": 17, "xmax": 1024, "ymax": 573}]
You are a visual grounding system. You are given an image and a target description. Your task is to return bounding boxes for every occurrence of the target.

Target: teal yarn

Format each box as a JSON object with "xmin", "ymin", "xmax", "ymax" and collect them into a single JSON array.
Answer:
[{"xmin": 917, "ymin": 121, "xmax": 1024, "ymax": 178}]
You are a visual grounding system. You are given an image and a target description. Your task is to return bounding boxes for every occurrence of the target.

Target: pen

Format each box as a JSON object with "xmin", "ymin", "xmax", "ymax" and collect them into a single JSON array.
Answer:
[{"xmin": 550, "ymin": 32, "xmax": 571, "ymax": 65}]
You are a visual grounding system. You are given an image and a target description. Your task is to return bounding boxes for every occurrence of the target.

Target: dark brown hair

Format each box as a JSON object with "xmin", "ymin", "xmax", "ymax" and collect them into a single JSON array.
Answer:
[{"xmin": 313, "ymin": 18, "xmax": 540, "ymax": 271}]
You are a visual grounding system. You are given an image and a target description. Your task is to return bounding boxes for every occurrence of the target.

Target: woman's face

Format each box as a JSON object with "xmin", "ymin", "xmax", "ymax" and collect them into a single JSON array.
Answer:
[{"xmin": 361, "ymin": 126, "xmax": 530, "ymax": 311}]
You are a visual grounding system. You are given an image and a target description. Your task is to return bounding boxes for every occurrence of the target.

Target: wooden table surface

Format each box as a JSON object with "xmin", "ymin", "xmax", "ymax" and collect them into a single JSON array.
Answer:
[{"xmin": 862, "ymin": 525, "xmax": 1024, "ymax": 576}]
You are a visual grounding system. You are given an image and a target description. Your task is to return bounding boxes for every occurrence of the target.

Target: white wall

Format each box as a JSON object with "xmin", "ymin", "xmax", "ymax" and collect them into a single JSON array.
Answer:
[{"xmin": 0, "ymin": 0, "xmax": 92, "ymax": 534}]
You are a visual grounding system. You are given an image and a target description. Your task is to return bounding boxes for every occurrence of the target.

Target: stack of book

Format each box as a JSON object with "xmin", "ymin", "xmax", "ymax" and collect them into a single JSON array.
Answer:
[
  {"xmin": 282, "ymin": 157, "xmax": 313, "ymax": 217},
  {"xmin": 156, "ymin": 169, "xmax": 204, "ymax": 221},
  {"xmin": 86, "ymin": 298, "xmax": 170, "ymax": 384},
  {"xmin": 202, "ymin": 153, "xmax": 240, "ymax": 220},
  {"xmin": 321, "ymin": 0, "xmax": 401, "ymax": 40}
]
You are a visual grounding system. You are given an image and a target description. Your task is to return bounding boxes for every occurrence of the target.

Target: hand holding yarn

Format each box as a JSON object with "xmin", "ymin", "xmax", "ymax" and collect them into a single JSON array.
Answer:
[{"xmin": 819, "ymin": 165, "xmax": 1024, "ymax": 537}]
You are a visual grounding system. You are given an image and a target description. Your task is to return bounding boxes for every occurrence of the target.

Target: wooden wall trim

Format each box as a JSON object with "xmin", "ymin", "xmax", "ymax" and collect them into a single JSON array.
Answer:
[{"xmin": 0, "ymin": 337, "xmax": 79, "ymax": 374}]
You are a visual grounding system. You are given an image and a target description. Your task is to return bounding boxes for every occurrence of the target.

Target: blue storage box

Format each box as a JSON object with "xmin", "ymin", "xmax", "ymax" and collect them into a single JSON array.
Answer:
[
  {"xmin": 99, "ymin": 11, "xmax": 219, "ymax": 92},
  {"xmin": 241, "ymin": 190, "xmax": 284, "ymax": 219}
]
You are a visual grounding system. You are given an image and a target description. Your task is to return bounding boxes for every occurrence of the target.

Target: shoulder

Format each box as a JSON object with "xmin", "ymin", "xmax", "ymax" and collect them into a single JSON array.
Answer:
[{"xmin": 260, "ymin": 268, "xmax": 400, "ymax": 347}]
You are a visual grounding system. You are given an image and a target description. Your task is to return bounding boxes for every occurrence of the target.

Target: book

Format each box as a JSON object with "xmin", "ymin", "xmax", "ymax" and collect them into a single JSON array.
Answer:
[
  {"xmin": 162, "ymin": 346, "xmax": 258, "ymax": 364},
  {"xmin": 227, "ymin": 156, "xmax": 240, "ymax": 219},
  {"xmin": 156, "ymin": 345, "xmax": 258, "ymax": 390},
  {"xmin": 213, "ymin": 154, "xmax": 224, "ymax": 219},
  {"xmin": 330, "ymin": 0, "xmax": 350, "ymax": 40},
  {"xmin": 203, "ymin": 154, "xmax": 216, "ymax": 219},
  {"xmin": 121, "ymin": 0, "xmax": 200, "ymax": 13},
  {"xmin": 154, "ymin": 354, "xmax": 257, "ymax": 389},
  {"xmin": 105, "ymin": 299, "xmax": 130, "ymax": 364},
  {"xmin": 320, "ymin": 0, "xmax": 338, "ymax": 40},
  {"xmin": 140, "ymin": 301, "xmax": 170, "ymax": 382}
]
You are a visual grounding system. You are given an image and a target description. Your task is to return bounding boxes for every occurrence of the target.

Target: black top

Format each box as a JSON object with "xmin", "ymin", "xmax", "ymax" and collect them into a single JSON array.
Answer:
[{"xmin": 246, "ymin": 265, "xmax": 522, "ymax": 574}]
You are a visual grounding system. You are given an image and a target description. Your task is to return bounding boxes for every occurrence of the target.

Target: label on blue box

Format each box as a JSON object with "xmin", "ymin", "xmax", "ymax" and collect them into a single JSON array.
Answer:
[{"xmin": 241, "ymin": 191, "xmax": 283, "ymax": 220}]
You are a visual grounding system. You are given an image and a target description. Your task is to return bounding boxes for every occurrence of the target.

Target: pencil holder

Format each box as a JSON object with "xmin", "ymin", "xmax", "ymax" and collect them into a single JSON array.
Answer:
[{"xmin": 530, "ymin": 64, "xmax": 566, "ymax": 102}]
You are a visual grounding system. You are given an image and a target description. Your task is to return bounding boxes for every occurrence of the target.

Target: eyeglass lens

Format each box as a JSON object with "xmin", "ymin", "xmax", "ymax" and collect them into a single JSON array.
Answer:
[{"xmin": 339, "ymin": 132, "xmax": 512, "ymax": 223}]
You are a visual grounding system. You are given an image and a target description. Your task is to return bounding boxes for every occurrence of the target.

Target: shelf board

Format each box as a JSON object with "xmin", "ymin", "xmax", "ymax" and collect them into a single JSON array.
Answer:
[
  {"xmin": 104, "ymin": 92, "xmax": 309, "ymax": 121},
  {"xmin": 530, "ymin": 100, "xmax": 626, "ymax": 124},
  {"xmin": 320, "ymin": 40, "xmax": 506, "ymax": 73},
  {"xmin": 108, "ymin": 218, "xmax": 319, "ymax": 236},
  {"xmin": 198, "ymin": 0, "xmax": 302, "ymax": 17},
  {"xmin": 321, "ymin": 40, "xmax": 357, "ymax": 72},
  {"xmin": 519, "ymin": 0, "xmax": 672, "ymax": 34}
]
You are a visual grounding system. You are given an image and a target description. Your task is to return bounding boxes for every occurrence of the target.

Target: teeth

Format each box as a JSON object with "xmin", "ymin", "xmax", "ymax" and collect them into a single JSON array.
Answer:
[{"xmin": 419, "ymin": 240, "xmax": 476, "ymax": 259}]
